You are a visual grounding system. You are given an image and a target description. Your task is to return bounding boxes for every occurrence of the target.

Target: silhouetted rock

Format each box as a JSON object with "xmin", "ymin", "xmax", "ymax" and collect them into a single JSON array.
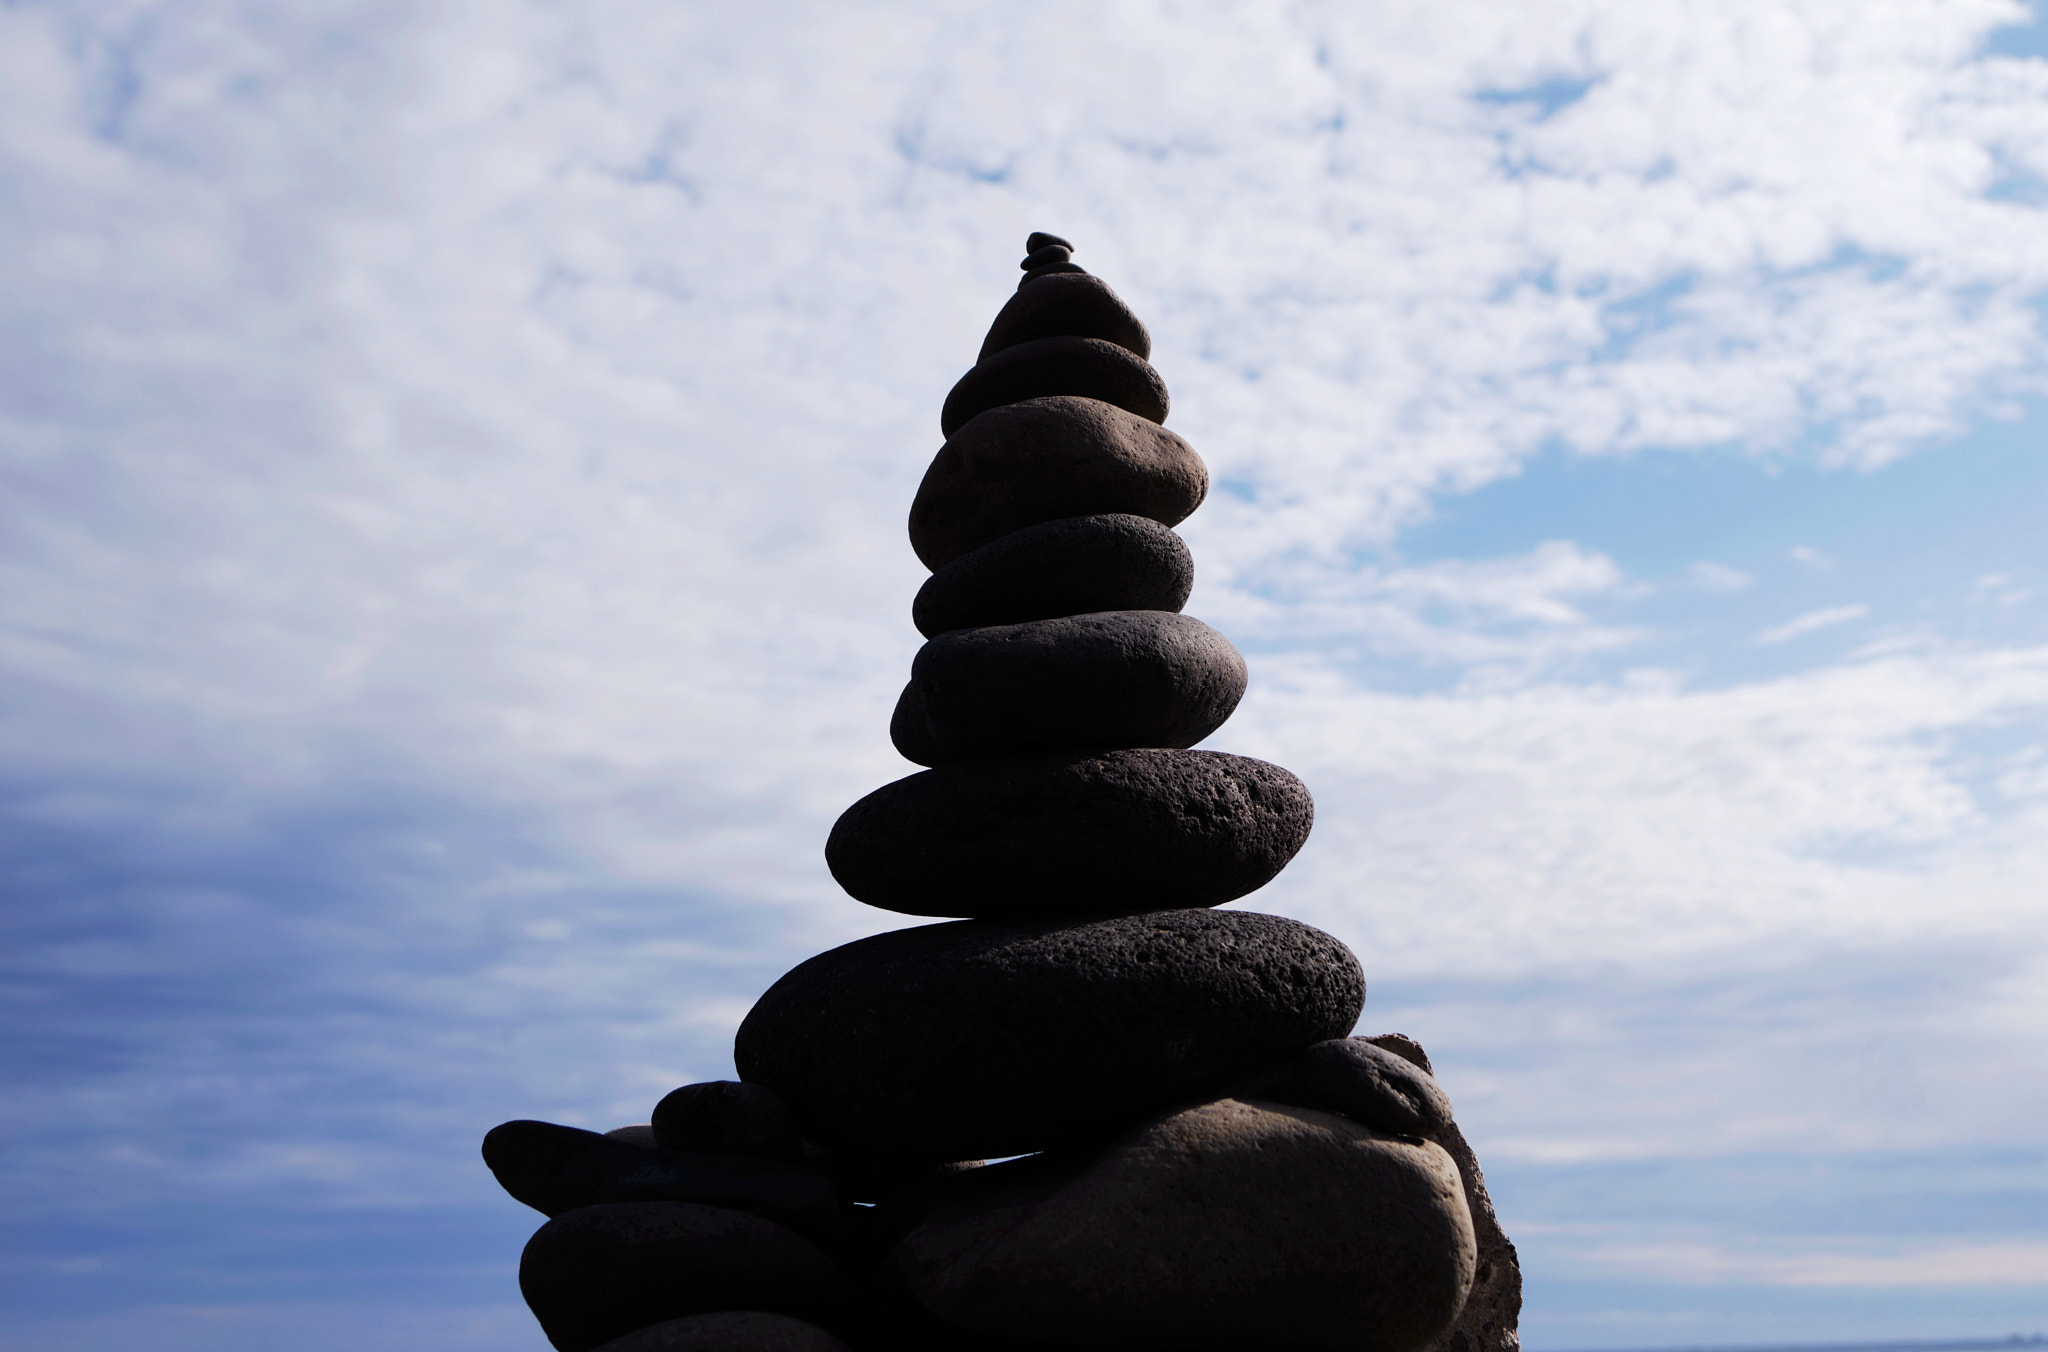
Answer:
[
  {"xmin": 651, "ymin": 1082, "xmax": 805, "ymax": 1164},
  {"xmin": 912, "ymin": 513, "xmax": 1191, "ymax": 637},
  {"xmin": 1020, "ymin": 244, "xmax": 1071, "ymax": 269},
  {"xmin": 826, "ymin": 749, "xmax": 1312, "ymax": 919},
  {"xmin": 520, "ymin": 1202, "xmax": 847, "ymax": 1352},
  {"xmin": 891, "ymin": 1097, "xmax": 1475, "ymax": 1352},
  {"xmin": 733, "ymin": 909, "xmax": 1364, "ymax": 1160},
  {"xmin": 1018, "ymin": 262, "xmax": 1091, "ymax": 285},
  {"xmin": 1267, "ymin": 1037, "xmax": 1456, "ymax": 1138},
  {"xmin": 941, "ymin": 337, "xmax": 1168, "ymax": 437},
  {"xmin": 910, "ymin": 396, "xmax": 1206, "ymax": 570},
  {"xmin": 1024, "ymin": 231, "xmax": 1072, "ymax": 254},
  {"xmin": 979, "ymin": 272, "xmax": 1151, "ymax": 361},
  {"xmin": 889, "ymin": 611, "xmax": 1246, "ymax": 766},
  {"xmin": 482, "ymin": 1120, "xmax": 837, "ymax": 1242},
  {"xmin": 588, "ymin": 1311, "xmax": 851, "ymax": 1352},
  {"xmin": 604, "ymin": 1125, "xmax": 657, "ymax": 1147}
]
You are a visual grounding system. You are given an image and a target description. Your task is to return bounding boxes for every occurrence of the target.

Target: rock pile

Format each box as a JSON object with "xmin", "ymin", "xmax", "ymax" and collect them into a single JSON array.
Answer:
[{"xmin": 485, "ymin": 235, "xmax": 1522, "ymax": 1352}]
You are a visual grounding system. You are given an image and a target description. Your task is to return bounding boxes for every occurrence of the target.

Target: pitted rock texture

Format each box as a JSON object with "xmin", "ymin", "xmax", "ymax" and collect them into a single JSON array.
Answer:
[
  {"xmin": 889, "ymin": 611, "xmax": 1246, "ymax": 767},
  {"xmin": 733, "ymin": 908, "xmax": 1364, "ymax": 1161},
  {"xmin": 588, "ymin": 1312, "xmax": 852, "ymax": 1352},
  {"xmin": 910, "ymin": 396, "xmax": 1206, "ymax": 570},
  {"xmin": 912, "ymin": 513, "xmax": 1192, "ymax": 638},
  {"xmin": 890, "ymin": 1097, "xmax": 1476, "ymax": 1352},
  {"xmin": 1267, "ymin": 1037, "xmax": 1457, "ymax": 1138},
  {"xmin": 482, "ymin": 1120, "xmax": 837, "ymax": 1241},
  {"xmin": 520, "ymin": 1203, "xmax": 846, "ymax": 1352},
  {"xmin": 979, "ymin": 272, "xmax": 1151, "ymax": 362},
  {"xmin": 940, "ymin": 337, "xmax": 1169, "ymax": 438},
  {"xmin": 651, "ymin": 1081, "xmax": 805, "ymax": 1164},
  {"xmin": 826, "ymin": 749, "xmax": 1313, "ymax": 919}
]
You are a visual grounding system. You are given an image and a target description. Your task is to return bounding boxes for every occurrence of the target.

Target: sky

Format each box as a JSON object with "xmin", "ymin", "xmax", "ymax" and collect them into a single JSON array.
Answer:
[{"xmin": 1, "ymin": 1, "xmax": 2046, "ymax": 1348}]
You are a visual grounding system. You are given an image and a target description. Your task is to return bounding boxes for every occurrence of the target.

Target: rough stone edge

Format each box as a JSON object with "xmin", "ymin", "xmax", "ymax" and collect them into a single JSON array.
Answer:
[{"xmin": 1367, "ymin": 1034, "xmax": 1523, "ymax": 1352}]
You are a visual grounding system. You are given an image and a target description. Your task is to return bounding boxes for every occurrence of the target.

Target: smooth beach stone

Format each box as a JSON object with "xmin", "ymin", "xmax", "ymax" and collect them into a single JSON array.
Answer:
[
  {"xmin": 521, "ymin": 1203, "xmax": 847, "ymax": 1352},
  {"xmin": 889, "ymin": 1098, "xmax": 1475, "ymax": 1352},
  {"xmin": 1019, "ymin": 244, "xmax": 1072, "ymax": 269},
  {"xmin": 652, "ymin": 1082, "xmax": 805, "ymax": 1164},
  {"xmin": 605, "ymin": 1125, "xmax": 658, "ymax": 1147},
  {"xmin": 1279, "ymin": 1037, "xmax": 1455, "ymax": 1138},
  {"xmin": 826, "ymin": 749, "xmax": 1313, "ymax": 919},
  {"xmin": 733, "ymin": 908, "xmax": 1365, "ymax": 1160},
  {"xmin": 909, "ymin": 396, "xmax": 1207, "ymax": 570},
  {"xmin": 1024, "ymin": 230, "xmax": 1073, "ymax": 254},
  {"xmin": 889, "ymin": 611, "xmax": 1246, "ymax": 767},
  {"xmin": 979, "ymin": 272, "xmax": 1151, "ymax": 362},
  {"xmin": 588, "ymin": 1311, "xmax": 851, "ymax": 1352},
  {"xmin": 1018, "ymin": 261, "xmax": 1090, "ymax": 285},
  {"xmin": 912, "ymin": 513, "xmax": 1191, "ymax": 638},
  {"xmin": 940, "ymin": 336, "xmax": 1168, "ymax": 437},
  {"xmin": 482, "ymin": 1120, "xmax": 838, "ymax": 1241}
]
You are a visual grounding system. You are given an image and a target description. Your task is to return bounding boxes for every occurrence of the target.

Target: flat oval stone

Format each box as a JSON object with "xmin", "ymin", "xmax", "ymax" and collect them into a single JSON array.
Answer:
[
  {"xmin": 520, "ymin": 1203, "xmax": 847, "ymax": 1352},
  {"xmin": 733, "ymin": 909, "xmax": 1365, "ymax": 1160},
  {"xmin": 912, "ymin": 513, "xmax": 1192, "ymax": 638},
  {"xmin": 1285, "ymin": 1037, "xmax": 1455, "ymax": 1137},
  {"xmin": 941, "ymin": 336, "xmax": 1168, "ymax": 438},
  {"xmin": 888, "ymin": 611, "xmax": 1246, "ymax": 767},
  {"xmin": 826, "ymin": 749, "xmax": 1313, "ymax": 919},
  {"xmin": 589, "ymin": 1312, "xmax": 851, "ymax": 1352},
  {"xmin": 979, "ymin": 273, "xmax": 1151, "ymax": 362},
  {"xmin": 909, "ymin": 396, "xmax": 1206, "ymax": 570},
  {"xmin": 1024, "ymin": 230, "xmax": 1073, "ymax": 253},
  {"xmin": 651, "ymin": 1081, "xmax": 805, "ymax": 1163},
  {"xmin": 1018, "ymin": 261, "xmax": 1091, "ymax": 286},
  {"xmin": 889, "ymin": 1098, "xmax": 1474, "ymax": 1352}
]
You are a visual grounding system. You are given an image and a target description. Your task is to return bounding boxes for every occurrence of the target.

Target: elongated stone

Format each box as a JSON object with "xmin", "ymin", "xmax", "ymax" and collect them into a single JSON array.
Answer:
[
  {"xmin": 940, "ymin": 336, "xmax": 1168, "ymax": 437},
  {"xmin": 910, "ymin": 396, "xmax": 1206, "ymax": 570},
  {"xmin": 733, "ymin": 908, "xmax": 1364, "ymax": 1160},
  {"xmin": 826, "ymin": 749, "xmax": 1312, "ymax": 918},
  {"xmin": 979, "ymin": 272, "xmax": 1151, "ymax": 362},
  {"xmin": 890, "ymin": 610, "xmax": 1245, "ymax": 766},
  {"xmin": 912, "ymin": 513, "xmax": 1191, "ymax": 638}
]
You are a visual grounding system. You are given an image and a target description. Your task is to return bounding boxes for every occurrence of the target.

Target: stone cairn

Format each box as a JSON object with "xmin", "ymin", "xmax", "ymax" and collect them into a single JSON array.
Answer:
[{"xmin": 483, "ymin": 235, "xmax": 1522, "ymax": 1352}]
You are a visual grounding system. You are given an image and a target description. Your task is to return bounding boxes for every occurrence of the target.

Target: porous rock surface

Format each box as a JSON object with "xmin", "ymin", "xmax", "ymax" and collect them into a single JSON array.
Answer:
[
  {"xmin": 891, "ymin": 1097, "xmax": 1476, "ymax": 1352},
  {"xmin": 734, "ymin": 908, "xmax": 1364, "ymax": 1160},
  {"xmin": 978, "ymin": 271, "xmax": 1151, "ymax": 362},
  {"xmin": 911, "ymin": 512, "xmax": 1192, "ymax": 638},
  {"xmin": 908, "ymin": 396, "xmax": 1205, "ymax": 570},
  {"xmin": 520, "ymin": 1202, "xmax": 846, "ymax": 1352},
  {"xmin": 826, "ymin": 748, "xmax": 1313, "ymax": 918},
  {"xmin": 889, "ymin": 610, "xmax": 1247, "ymax": 766}
]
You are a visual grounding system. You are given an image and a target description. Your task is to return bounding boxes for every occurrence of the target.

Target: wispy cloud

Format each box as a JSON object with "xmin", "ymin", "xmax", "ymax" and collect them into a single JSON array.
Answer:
[
  {"xmin": 1578, "ymin": 1240, "xmax": 2048, "ymax": 1287},
  {"xmin": 1758, "ymin": 603, "xmax": 1873, "ymax": 644}
]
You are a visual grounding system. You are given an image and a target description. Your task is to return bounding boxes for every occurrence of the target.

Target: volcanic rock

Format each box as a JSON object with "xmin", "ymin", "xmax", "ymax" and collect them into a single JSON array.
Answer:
[
  {"xmin": 979, "ymin": 272, "xmax": 1151, "ymax": 362},
  {"xmin": 826, "ymin": 749, "xmax": 1312, "ymax": 918},
  {"xmin": 733, "ymin": 908, "xmax": 1364, "ymax": 1160},
  {"xmin": 651, "ymin": 1082, "xmax": 805, "ymax": 1164},
  {"xmin": 889, "ymin": 611, "xmax": 1246, "ymax": 766},
  {"xmin": 520, "ymin": 1202, "xmax": 847, "ymax": 1352},
  {"xmin": 588, "ymin": 1312, "xmax": 851, "ymax": 1352},
  {"xmin": 1269, "ymin": 1037, "xmax": 1456, "ymax": 1138},
  {"xmin": 482, "ymin": 1120, "xmax": 837, "ymax": 1241},
  {"xmin": 889, "ymin": 1098, "xmax": 1475, "ymax": 1352},
  {"xmin": 911, "ymin": 513, "xmax": 1192, "ymax": 638},
  {"xmin": 940, "ymin": 336, "xmax": 1168, "ymax": 437},
  {"xmin": 909, "ymin": 396, "xmax": 1206, "ymax": 570}
]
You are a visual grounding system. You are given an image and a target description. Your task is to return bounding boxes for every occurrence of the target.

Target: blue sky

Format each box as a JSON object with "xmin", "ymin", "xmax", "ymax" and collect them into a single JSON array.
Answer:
[{"xmin": 2, "ymin": 2, "xmax": 2046, "ymax": 1349}]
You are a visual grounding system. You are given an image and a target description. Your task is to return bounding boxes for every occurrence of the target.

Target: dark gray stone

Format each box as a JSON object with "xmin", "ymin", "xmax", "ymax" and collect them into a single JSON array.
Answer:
[
  {"xmin": 733, "ymin": 908, "xmax": 1365, "ymax": 1160},
  {"xmin": 481, "ymin": 1120, "xmax": 838, "ymax": 1242},
  {"xmin": 826, "ymin": 749, "xmax": 1313, "ymax": 919},
  {"xmin": 940, "ymin": 336, "xmax": 1168, "ymax": 438},
  {"xmin": 589, "ymin": 1312, "xmax": 851, "ymax": 1352},
  {"xmin": 1272, "ymin": 1037, "xmax": 1456, "ymax": 1137},
  {"xmin": 979, "ymin": 273, "xmax": 1151, "ymax": 362},
  {"xmin": 889, "ymin": 611, "xmax": 1246, "ymax": 767},
  {"xmin": 1018, "ymin": 262, "xmax": 1090, "ymax": 286},
  {"xmin": 889, "ymin": 1097, "xmax": 1475, "ymax": 1352},
  {"xmin": 1024, "ymin": 231, "xmax": 1072, "ymax": 254},
  {"xmin": 1365, "ymin": 1035, "xmax": 1525, "ymax": 1352},
  {"xmin": 913, "ymin": 513, "xmax": 1192, "ymax": 638},
  {"xmin": 520, "ymin": 1202, "xmax": 847, "ymax": 1352},
  {"xmin": 1019, "ymin": 244, "xmax": 1071, "ymax": 269},
  {"xmin": 604, "ymin": 1125, "xmax": 657, "ymax": 1147},
  {"xmin": 652, "ymin": 1081, "xmax": 805, "ymax": 1164},
  {"xmin": 909, "ymin": 396, "xmax": 1206, "ymax": 571}
]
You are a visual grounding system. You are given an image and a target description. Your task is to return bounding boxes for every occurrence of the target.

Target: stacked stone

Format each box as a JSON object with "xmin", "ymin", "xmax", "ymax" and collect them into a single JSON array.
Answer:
[{"xmin": 484, "ymin": 236, "xmax": 1521, "ymax": 1352}]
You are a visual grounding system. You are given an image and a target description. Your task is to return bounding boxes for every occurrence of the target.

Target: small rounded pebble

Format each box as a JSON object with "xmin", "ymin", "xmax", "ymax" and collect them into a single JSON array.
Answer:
[
  {"xmin": 1020, "ymin": 244, "xmax": 1072, "ymax": 270},
  {"xmin": 652, "ymin": 1082, "xmax": 806, "ymax": 1164},
  {"xmin": 588, "ymin": 1311, "xmax": 851, "ymax": 1352},
  {"xmin": 1284, "ymin": 1037, "xmax": 1455, "ymax": 1137},
  {"xmin": 941, "ymin": 336, "xmax": 1168, "ymax": 437},
  {"xmin": 1025, "ymin": 231, "xmax": 1073, "ymax": 253}
]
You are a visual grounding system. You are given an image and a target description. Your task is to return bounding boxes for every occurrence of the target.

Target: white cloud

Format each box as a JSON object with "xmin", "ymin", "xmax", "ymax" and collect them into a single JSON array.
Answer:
[
  {"xmin": 1688, "ymin": 560, "xmax": 1755, "ymax": 593},
  {"xmin": 1576, "ymin": 1239, "xmax": 2048, "ymax": 1287},
  {"xmin": 1758, "ymin": 602, "xmax": 1873, "ymax": 643}
]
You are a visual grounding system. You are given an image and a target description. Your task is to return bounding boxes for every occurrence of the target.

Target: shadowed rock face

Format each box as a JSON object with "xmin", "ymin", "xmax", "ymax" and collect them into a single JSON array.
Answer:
[{"xmin": 486, "ymin": 234, "xmax": 1517, "ymax": 1352}]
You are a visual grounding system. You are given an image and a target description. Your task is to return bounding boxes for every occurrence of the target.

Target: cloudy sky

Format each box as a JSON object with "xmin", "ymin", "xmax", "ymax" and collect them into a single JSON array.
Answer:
[{"xmin": 3, "ymin": 2, "xmax": 2047, "ymax": 1348}]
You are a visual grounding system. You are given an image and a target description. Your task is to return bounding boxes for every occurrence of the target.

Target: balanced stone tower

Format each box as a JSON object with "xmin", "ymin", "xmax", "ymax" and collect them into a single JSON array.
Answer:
[{"xmin": 483, "ymin": 235, "xmax": 1522, "ymax": 1352}]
